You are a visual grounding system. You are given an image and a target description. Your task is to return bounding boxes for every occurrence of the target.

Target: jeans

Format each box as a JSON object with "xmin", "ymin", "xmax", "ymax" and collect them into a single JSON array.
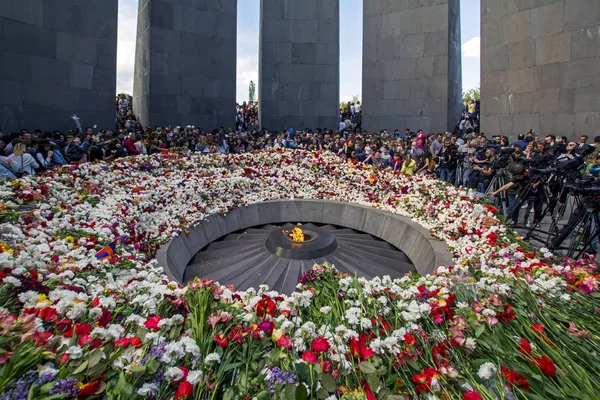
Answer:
[
  {"xmin": 507, "ymin": 193, "xmax": 517, "ymax": 221},
  {"xmin": 440, "ymin": 168, "xmax": 456, "ymax": 184}
]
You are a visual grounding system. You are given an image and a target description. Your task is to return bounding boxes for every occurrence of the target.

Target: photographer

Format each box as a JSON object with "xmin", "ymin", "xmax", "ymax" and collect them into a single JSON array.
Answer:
[
  {"xmin": 435, "ymin": 137, "xmax": 458, "ymax": 183},
  {"xmin": 456, "ymin": 138, "xmax": 478, "ymax": 187},
  {"xmin": 473, "ymin": 147, "xmax": 496, "ymax": 192}
]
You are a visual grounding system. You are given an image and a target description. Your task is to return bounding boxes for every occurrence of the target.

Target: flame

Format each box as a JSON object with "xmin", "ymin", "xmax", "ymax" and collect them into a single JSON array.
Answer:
[{"xmin": 285, "ymin": 227, "xmax": 305, "ymax": 242}]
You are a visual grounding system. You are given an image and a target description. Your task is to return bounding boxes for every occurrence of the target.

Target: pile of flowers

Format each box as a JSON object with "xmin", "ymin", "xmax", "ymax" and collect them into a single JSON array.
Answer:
[{"xmin": 0, "ymin": 149, "xmax": 598, "ymax": 400}]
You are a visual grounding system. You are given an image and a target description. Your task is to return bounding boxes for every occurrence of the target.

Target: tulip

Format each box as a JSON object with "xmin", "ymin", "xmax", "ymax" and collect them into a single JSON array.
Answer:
[
  {"xmin": 311, "ymin": 337, "xmax": 330, "ymax": 353},
  {"xmin": 174, "ymin": 381, "xmax": 193, "ymax": 400},
  {"xmin": 301, "ymin": 350, "xmax": 318, "ymax": 364}
]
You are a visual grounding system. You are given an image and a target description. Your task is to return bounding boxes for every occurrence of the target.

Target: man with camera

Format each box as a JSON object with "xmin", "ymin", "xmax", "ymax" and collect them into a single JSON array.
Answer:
[{"xmin": 435, "ymin": 137, "xmax": 458, "ymax": 184}]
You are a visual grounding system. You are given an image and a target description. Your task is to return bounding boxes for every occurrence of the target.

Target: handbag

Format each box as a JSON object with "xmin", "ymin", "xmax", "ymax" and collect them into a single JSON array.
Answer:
[{"xmin": 14, "ymin": 156, "xmax": 30, "ymax": 178}]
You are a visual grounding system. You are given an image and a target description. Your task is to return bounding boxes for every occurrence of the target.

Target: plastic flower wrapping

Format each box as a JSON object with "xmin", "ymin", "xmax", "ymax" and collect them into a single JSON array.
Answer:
[{"xmin": 0, "ymin": 149, "xmax": 598, "ymax": 400}]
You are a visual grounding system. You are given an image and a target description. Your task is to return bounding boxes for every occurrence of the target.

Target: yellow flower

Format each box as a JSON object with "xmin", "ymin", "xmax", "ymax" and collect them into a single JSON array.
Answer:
[
  {"xmin": 64, "ymin": 236, "xmax": 75, "ymax": 244},
  {"xmin": 37, "ymin": 294, "xmax": 51, "ymax": 304},
  {"xmin": 0, "ymin": 242, "xmax": 14, "ymax": 255},
  {"xmin": 272, "ymin": 328, "xmax": 284, "ymax": 342}
]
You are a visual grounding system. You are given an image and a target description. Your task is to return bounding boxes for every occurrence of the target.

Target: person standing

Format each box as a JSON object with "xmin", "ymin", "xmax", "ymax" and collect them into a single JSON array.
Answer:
[{"xmin": 436, "ymin": 137, "xmax": 458, "ymax": 183}]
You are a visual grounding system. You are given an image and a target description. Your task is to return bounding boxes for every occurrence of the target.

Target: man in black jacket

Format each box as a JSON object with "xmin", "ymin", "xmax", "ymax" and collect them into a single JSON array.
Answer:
[{"xmin": 436, "ymin": 137, "xmax": 458, "ymax": 183}]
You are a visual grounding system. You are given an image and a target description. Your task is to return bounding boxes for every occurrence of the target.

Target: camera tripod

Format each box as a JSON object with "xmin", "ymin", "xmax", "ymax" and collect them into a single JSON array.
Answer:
[
  {"xmin": 549, "ymin": 198, "xmax": 600, "ymax": 259},
  {"xmin": 486, "ymin": 168, "xmax": 513, "ymax": 215},
  {"xmin": 521, "ymin": 179, "xmax": 581, "ymax": 245}
]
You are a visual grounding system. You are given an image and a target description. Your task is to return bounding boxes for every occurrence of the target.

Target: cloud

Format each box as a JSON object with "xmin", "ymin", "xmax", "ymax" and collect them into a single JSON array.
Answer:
[
  {"xmin": 462, "ymin": 36, "xmax": 480, "ymax": 59},
  {"xmin": 116, "ymin": 0, "xmax": 138, "ymax": 94},
  {"xmin": 236, "ymin": 56, "xmax": 258, "ymax": 103}
]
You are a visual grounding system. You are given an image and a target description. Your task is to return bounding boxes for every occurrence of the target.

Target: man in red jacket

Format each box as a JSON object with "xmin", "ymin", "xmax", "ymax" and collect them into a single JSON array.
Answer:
[{"xmin": 123, "ymin": 135, "xmax": 139, "ymax": 156}]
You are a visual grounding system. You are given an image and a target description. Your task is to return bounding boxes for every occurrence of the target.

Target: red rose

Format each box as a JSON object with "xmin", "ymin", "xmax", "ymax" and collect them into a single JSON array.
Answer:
[
  {"xmin": 533, "ymin": 355, "xmax": 557, "ymax": 377},
  {"xmin": 301, "ymin": 350, "xmax": 318, "ymax": 364},
  {"xmin": 38, "ymin": 307, "xmax": 57, "ymax": 321},
  {"xmin": 145, "ymin": 316, "xmax": 162, "ymax": 330},
  {"xmin": 531, "ymin": 324, "xmax": 545, "ymax": 334},
  {"xmin": 75, "ymin": 323, "xmax": 92, "ymax": 336},
  {"xmin": 311, "ymin": 337, "xmax": 330, "ymax": 353},
  {"xmin": 464, "ymin": 390, "xmax": 483, "ymax": 400},
  {"xmin": 276, "ymin": 335, "xmax": 293, "ymax": 350},
  {"xmin": 519, "ymin": 338, "xmax": 532, "ymax": 355},
  {"xmin": 129, "ymin": 337, "xmax": 143, "ymax": 348},
  {"xmin": 174, "ymin": 381, "xmax": 193, "ymax": 400}
]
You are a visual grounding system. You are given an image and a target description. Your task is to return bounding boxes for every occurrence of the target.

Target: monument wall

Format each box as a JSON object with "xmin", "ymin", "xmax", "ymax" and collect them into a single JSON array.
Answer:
[
  {"xmin": 259, "ymin": 0, "xmax": 340, "ymax": 131},
  {"xmin": 362, "ymin": 0, "xmax": 462, "ymax": 134},
  {"xmin": 133, "ymin": 0, "xmax": 237, "ymax": 129},
  {"xmin": 481, "ymin": 0, "xmax": 600, "ymax": 139},
  {"xmin": 0, "ymin": 0, "xmax": 118, "ymax": 132}
]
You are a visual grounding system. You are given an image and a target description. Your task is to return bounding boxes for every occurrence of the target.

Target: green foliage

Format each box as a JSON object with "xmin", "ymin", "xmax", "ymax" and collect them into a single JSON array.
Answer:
[
  {"xmin": 248, "ymin": 81, "xmax": 256, "ymax": 103},
  {"xmin": 462, "ymin": 87, "xmax": 480, "ymax": 103}
]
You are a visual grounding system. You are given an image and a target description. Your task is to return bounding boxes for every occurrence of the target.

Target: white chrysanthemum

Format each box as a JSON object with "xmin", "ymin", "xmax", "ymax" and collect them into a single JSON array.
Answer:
[
  {"xmin": 67, "ymin": 346, "xmax": 83, "ymax": 359},
  {"xmin": 204, "ymin": 352, "xmax": 221, "ymax": 363},
  {"xmin": 165, "ymin": 366, "xmax": 184, "ymax": 381},
  {"xmin": 2, "ymin": 276, "xmax": 21, "ymax": 287},
  {"xmin": 187, "ymin": 370, "xmax": 203, "ymax": 385},
  {"xmin": 477, "ymin": 362, "xmax": 497, "ymax": 380}
]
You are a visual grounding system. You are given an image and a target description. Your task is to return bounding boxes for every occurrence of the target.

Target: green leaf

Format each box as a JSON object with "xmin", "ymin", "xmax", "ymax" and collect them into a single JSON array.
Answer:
[
  {"xmin": 359, "ymin": 361, "xmax": 377, "ymax": 375},
  {"xmin": 116, "ymin": 371, "xmax": 133, "ymax": 396},
  {"xmin": 317, "ymin": 387, "xmax": 330, "ymax": 399},
  {"xmin": 284, "ymin": 383, "xmax": 297, "ymax": 400},
  {"xmin": 366, "ymin": 374, "xmax": 379, "ymax": 392},
  {"xmin": 296, "ymin": 384, "xmax": 308, "ymax": 400},
  {"xmin": 87, "ymin": 348, "xmax": 104, "ymax": 369},
  {"xmin": 475, "ymin": 324, "xmax": 486, "ymax": 338},
  {"xmin": 146, "ymin": 358, "xmax": 160, "ymax": 375},
  {"xmin": 87, "ymin": 362, "xmax": 107, "ymax": 380},
  {"xmin": 321, "ymin": 373, "xmax": 336, "ymax": 392},
  {"xmin": 72, "ymin": 360, "xmax": 89, "ymax": 375},
  {"xmin": 130, "ymin": 365, "xmax": 147, "ymax": 375},
  {"xmin": 405, "ymin": 357, "xmax": 420, "ymax": 371},
  {"xmin": 220, "ymin": 361, "xmax": 243, "ymax": 374}
]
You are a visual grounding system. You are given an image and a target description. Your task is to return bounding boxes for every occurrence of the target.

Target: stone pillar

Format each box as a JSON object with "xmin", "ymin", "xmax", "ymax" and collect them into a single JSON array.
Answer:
[
  {"xmin": 0, "ymin": 0, "xmax": 118, "ymax": 132},
  {"xmin": 362, "ymin": 0, "xmax": 462, "ymax": 134},
  {"xmin": 259, "ymin": 0, "xmax": 339, "ymax": 131},
  {"xmin": 481, "ymin": 0, "xmax": 600, "ymax": 140},
  {"xmin": 134, "ymin": 0, "xmax": 237, "ymax": 129}
]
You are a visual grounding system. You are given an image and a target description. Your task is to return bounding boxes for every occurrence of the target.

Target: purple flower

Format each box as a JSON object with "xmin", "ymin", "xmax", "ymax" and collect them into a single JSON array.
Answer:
[
  {"xmin": 49, "ymin": 377, "xmax": 79, "ymax": 398},
  {"xmin": 268, "ymin": 367, "xmax": 298, "ymax": 393}
]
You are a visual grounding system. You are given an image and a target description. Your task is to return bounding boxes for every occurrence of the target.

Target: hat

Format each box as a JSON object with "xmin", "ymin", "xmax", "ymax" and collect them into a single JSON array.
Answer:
[{"xmin": 288, "ymin": 128, "xmax": 294, "ymax": 133}]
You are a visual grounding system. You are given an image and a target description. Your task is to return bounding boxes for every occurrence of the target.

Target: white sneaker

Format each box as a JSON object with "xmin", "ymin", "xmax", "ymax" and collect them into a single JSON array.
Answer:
[{"xmin": 526, "ymin": 222, "xmax": 531, "ymax": 228}]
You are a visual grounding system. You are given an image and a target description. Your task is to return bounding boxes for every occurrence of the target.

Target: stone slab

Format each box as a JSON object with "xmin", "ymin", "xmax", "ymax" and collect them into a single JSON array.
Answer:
[
  {"xmin": 0, "ymin": 0, "xmax": 117, "ymax": 132},
  {"xmin": 259, "ymin": 0, "xmax": 339, "ymax": 130},
  {"xmin": 481, "ymin": 0, "xmax": 600, "ymax": 141},
  {"xmin": 362, "ymin": 0, "xmax": 462, "ymax": 133},
  {"xmin": 134, "ymin": 0, "xmax": 236, "ymax": 129}
]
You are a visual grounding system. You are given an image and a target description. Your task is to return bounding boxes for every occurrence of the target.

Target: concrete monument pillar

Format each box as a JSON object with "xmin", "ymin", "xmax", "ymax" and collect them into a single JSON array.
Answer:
[
  {"xmin": 481, "ymin": 0, "xmax": 600, "ymax": 139},
  {"xmin": 133, "ymin": 0, "xmax": 237, "ymax": 129},
  {"xmin": 362, "ymin": 0, "xmax": 462, "ymax": 134},
  {"xmin": 0, "ymin": 0, "xmax": 118, "ymax": 132},
  {"xmin": 259, "ymin": 0, "xmax": 340, "ymax": 131}
]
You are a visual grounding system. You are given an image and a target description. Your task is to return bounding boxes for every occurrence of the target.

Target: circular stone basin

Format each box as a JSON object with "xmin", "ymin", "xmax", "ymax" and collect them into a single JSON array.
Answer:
[{"xmin": 266, "ymin": 223, "xmax": 337, "ymax": 260}]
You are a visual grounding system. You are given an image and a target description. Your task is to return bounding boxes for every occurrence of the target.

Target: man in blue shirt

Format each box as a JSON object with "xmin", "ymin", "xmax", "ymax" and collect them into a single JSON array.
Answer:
[{"xmin": 511, "ymin": 134, "xmax": 528, "ymax": 151}]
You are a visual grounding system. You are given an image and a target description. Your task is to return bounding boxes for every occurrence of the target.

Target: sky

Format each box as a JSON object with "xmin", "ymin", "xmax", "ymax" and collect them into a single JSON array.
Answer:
[{"xmin": 117, "ymin": 0, "xmax": 481, "ymax": 102}]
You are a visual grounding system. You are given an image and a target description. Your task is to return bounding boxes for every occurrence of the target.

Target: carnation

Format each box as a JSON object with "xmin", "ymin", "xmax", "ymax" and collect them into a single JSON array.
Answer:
[{"xmin": 477, "ymin": 362, "xmax": 497, "ymax": 380}]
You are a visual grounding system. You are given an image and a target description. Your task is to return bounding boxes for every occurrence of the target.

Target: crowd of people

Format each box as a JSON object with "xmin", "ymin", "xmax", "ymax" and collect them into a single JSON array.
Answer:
[{"xmin": 236, "ymin": 102, "xmax": 259, "ymax": 132}]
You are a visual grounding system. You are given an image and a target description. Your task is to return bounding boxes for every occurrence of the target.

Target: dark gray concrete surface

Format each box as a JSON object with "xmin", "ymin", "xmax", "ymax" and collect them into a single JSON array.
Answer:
[
  {"xmin": 155, "ymin": 199, "xmax": 453, "ymax": 287},
  {"xmin": 258, "ymin": 0, "xmax": 340, "ymax": 131},
  {"xmin": 362, "ymin": 0, "xmax": 462, "ymax": 134},
  {"xmin": 481, "ymin": 0, "xmax": 600, "ymax": 140},
  {"xmin": 0, "ymin": 0, "xmax": 118, "ymax": 133},
  {"xmin": 133, "ymin": 0, "xmax": 237, "ymax": 130}
]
